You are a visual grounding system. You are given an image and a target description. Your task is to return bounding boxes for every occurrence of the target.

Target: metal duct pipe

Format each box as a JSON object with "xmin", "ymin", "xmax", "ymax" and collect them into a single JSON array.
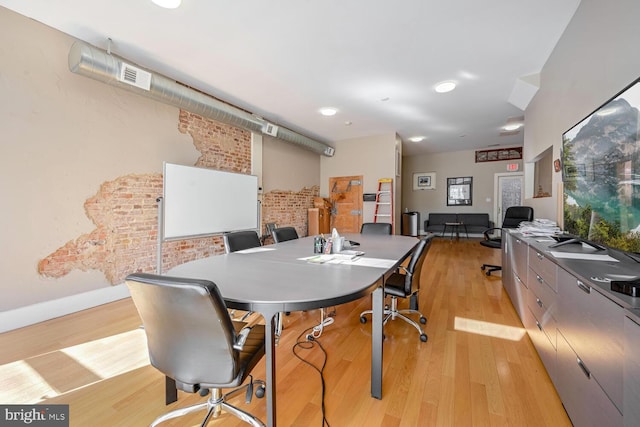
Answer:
[{"xmin": 68, "ymin": 41, "xmax": 334, "ymax": 156}]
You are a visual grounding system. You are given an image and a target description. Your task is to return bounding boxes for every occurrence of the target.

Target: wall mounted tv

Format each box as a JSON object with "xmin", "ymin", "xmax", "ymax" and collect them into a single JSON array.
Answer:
[{"xmin": 561, "ymin": 76, "xmax": 640, "ymax": 257}]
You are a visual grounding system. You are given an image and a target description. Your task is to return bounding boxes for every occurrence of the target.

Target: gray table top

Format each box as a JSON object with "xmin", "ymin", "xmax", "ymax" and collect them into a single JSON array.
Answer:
[{"xmin": 167, "ymin": 233, "xmax": 419, "ymax": 313}]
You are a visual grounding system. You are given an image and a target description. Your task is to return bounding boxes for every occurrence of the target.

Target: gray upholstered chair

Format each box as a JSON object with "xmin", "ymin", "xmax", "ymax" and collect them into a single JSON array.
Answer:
[
  {"xmin": 480, "ymin": 206, "xmax": 534, "ymax": 276},
  {"xmin": 125, "ymin": 273, "xmax": 266, "ymax": 427},
  {"xmin": 360, "ymin": 222, "xmax": 393, "ymax": 235},
  {"xmin": 271, "ymin": 226, "xmax": 299, "ymax": 243},
  {"xmin": 223, "ymin": 230, "xmax": 262, "ymax": 254},
  {"xmin": 360, "ymin": 235, "xmax": 433, "ymax": 342}
]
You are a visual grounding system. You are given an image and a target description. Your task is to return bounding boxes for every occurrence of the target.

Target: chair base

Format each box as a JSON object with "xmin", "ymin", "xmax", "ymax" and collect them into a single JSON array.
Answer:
[
  {"xmin": 360, "ymin": 297, "xmax": 428, "ymax": 342},
  {"xmin": 151, "ymin": 380, "xmax": 266, "ymax": 427},
  {"xmin": 481, "ymin": 264, "xmax": 502, "ymax": 276}
]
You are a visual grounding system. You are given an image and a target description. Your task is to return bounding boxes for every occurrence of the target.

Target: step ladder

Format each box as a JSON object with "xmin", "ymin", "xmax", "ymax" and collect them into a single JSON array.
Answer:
[{"xmin": 374, "ymin": 178, "xmax": 394, "ymax": 232}]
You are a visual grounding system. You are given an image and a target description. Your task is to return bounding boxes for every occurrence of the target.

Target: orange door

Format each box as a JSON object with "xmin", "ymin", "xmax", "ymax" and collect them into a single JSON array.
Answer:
[{"xmin": 329, "ymin": 176, "xmax": 363, "ymax": 233}]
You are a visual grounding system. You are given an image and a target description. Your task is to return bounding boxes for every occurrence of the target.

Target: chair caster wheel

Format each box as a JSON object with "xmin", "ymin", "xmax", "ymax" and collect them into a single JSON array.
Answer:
[
  {"xmin": 481, "ymin": 265, "xmax": 486, "ymax": 271},
  {"xmin": 420, "ymin": 334, "xmax": 428, "ymax": 342},
  {"xmin": 485, "ymin": 271, "xmax": 491, "ymax": 276},
  {"xmin": 420, "ymin": 317, "xmax": 427, "ymax": 324},
  {"xmin": 360, "ymin": 316, "xmax": 368, "ymax": 324},
  {"xmin": 255, "ymin": 385, "xmax": 265, "ymax": 399},
  {"xmin": 199, "ymin": 388, "xmax": 210, "ymax": 397}
]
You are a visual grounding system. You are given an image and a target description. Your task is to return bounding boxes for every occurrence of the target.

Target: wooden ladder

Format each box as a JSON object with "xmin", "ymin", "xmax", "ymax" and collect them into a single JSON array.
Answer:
[{"xmin": 374, "ymin": 178, "xmax": 394, "ymax": 232}]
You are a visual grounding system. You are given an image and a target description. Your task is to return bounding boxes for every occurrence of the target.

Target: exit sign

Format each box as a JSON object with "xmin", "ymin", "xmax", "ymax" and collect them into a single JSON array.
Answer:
[{"xmin": 507, "ymin": 163, "xmax": 519, "ymax": 171}]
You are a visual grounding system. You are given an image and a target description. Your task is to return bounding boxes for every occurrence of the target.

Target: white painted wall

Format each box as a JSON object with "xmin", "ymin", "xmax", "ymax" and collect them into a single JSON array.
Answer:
[
  {"xmin": 320, "ymin": 133, "xmax": 398, "ymax": 227},
  {"xmin": 524, "ymin": 0, "xmax": 640, "ymax": 222},
  {"xmin": 402, "ymin": 149, "xmax": 523, "ymax": 230}
]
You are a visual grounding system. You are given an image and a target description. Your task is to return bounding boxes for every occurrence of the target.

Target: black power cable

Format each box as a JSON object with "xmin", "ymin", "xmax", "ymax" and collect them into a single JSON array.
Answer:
[{"xmin": 292, "ymin": 327, "xmax": 331, "ymax": 427}]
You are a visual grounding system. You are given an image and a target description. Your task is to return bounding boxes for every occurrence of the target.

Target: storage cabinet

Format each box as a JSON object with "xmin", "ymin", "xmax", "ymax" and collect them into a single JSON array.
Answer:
[
  {"xmin": 525, "ymin": 252, "xmax": 558, "ymax": 383},
  {"xmin": 504, "ymin": 233, "xmax": 529, "ymax": 319},
  {"xmin": 556, "ymin": 330, "xmax": 623, "ymax": 427},
  {"xmin": 557, "ymin": 267, "xmax": 624, "ymax": 412},
  {"xmin": 501, "ymin": 235, "xmax": 633, "ymax": 426},
  {"xmin": 624, "ymin": 314, "xmax": 640, "ymax": 427}
]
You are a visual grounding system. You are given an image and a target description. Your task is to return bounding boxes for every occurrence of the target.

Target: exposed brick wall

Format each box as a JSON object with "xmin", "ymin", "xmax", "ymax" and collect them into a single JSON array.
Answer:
[
  {"xmin": 38, "ymin": 174, "xmax": 224, "ymax": 283},
  {"xmin": 38, "ymin": 112, "xmax": 318, "ymax": 284},
  {"xmin": 261, "ymin": 186, "xmax": 319, "ymax": 239},
  {"xmin": 179, "ymin": 110, "xmax": 251, "ymax": 173}
]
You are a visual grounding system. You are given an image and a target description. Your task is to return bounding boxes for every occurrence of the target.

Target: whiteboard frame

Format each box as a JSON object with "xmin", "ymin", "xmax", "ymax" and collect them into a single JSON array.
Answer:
[{"xmin": 162, "ymin": 162, "xmax": 259, "ymax": 241}]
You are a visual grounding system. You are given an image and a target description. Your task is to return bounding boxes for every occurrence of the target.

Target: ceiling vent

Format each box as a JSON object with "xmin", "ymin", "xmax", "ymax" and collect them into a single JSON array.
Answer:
[
  {"xmin": 67, "ymin": 41, "xmax": 334, "ymax": 156},
  {"xmin": 261, "ymin": 122, "xmax": 279, "ymax": 137},
  {"xmin": 118, "ymin": 62, "xmax": 151, "ymax": 91}
]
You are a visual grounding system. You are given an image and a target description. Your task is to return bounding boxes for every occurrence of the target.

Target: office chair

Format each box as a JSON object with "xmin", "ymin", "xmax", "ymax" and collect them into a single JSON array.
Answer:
[
  {"xmin": 223, "ymin": 230, "xmax": 285, "ymax": 340},
  {"xmin": 360, "ymin": 234, "xmax": 434, "ymax": 342},
  {"xmin": 125, "ymin": 273, "xmax": 266, "ymax": 427},
  {"xmin": 480, "ymin": 206, "xmax": 534, "ymax": 276},
  {"xmin": 360, "ymin": 222, "xmax": 393, "ymax": 235},
  {"xmin": 271, "ymin": 226, "xmax": 299, "ymax": 243},
  {"xmin": 223, "ymin": 230, "xmax": 262, "ymax": 254}
]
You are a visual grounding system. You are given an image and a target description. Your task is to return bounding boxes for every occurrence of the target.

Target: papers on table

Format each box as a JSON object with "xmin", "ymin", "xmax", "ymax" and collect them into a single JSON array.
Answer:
[
  {"xmin": 236, "ymin": 247, "xmax": 276, "ymax": 254},
  {"xmin": 549, "ymin": 251, "xmax": 619, "ymax": 262},
  {"xmin": 517, "ymin": 219, "xmax": 562, "ymax": 237},
  {"xmin": 299, "ymin": 255, "xmax": 397, "ymax": 268}
]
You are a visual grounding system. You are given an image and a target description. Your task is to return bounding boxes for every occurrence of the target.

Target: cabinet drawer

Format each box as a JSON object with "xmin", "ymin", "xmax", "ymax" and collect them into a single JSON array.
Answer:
[
  {"xmin": 556, "ymin": 331, "xmax": 622, "ymax": 427},
  {"xmin": 528, "ymin": 249, "xmax": 557, "ymax": 291},
  {"xmin": 511, "ymin": 235, "xmax": 528, "ymax": 281},
  {"xmin": 526, "ymin": 283, "xmax": 557, "ymax": 348},
  {"xmin": 507, "ymin": 271, "xmax": 528, "ymax": 320},
  {"xmin": 528, "ymin": 267, "xmax": 557, "ymax": 316},
  {"xmin": 557, "ymin": 268, "xmax": 624, "ymax": 412},
  {"xmin": 524, "ymin": 307, "xmax": 556, "ymax": 383}
]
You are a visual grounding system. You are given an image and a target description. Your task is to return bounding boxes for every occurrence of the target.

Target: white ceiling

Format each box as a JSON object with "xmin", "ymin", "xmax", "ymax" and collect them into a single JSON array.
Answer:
[{"xmin": 0, "ymin": 0, "xmax": 581, "ymax": 156}]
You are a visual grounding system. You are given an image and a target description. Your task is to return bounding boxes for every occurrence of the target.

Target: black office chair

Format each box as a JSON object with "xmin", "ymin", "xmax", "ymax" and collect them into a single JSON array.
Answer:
[
  {"xmin": 480, "ymin": 206, "xmax": 534, "ymax": 276},
  {"xmin": 125, "ymin": 273, "xmax": 266, "ymax": 427},
  {"xmin": 360, "ymin": 235, "xmax": 433, "ymax": 342},
  {"xmin": 223, "ymin": 230, "xmax": 262, "ymax": 254},
  {"xmin": 271, "ymin": 226, "xmax": 299, "ymax": 243},
  {"xmin": 360, "ymin": 222, "xmax": 393, "ymax": 235}
]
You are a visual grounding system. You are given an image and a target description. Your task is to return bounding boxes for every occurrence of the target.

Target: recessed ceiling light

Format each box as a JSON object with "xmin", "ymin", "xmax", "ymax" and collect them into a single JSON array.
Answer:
[
  {"xmin": 380, "ymin": 97, "xmax": 390, "ymax": 102},
  {"xmin": 344, "ymin": 121, "xmax": 352, "ymax": 126},
  {"xmin": 151, "ymin": 0, "xmax": 182, "ymax": 8},
  {"xmin": 435, "ymin": 81, "xmax": 457, "ymax": 93},
  {"xmin": 319, "ymin": 107, "xmax": 338, "ymax": 116},
  {"xmin": 503, "ymin": 124, "xmax": 522, "ymax": 131},
  {"xmin": 408, "ymin": 136, "xmax": 425, "ymax": 142}
]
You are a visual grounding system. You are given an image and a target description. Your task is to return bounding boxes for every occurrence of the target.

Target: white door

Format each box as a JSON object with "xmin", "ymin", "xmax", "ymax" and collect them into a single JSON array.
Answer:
[{"xmin": 494, "ymin": 173, "xmax": 524, "ymax": 227}]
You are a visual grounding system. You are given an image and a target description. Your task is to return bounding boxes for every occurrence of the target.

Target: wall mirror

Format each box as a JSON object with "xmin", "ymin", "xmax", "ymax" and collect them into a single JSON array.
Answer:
[{"xmin": 447, "ymin": 176, "xmax": 473, "ymax": 206}]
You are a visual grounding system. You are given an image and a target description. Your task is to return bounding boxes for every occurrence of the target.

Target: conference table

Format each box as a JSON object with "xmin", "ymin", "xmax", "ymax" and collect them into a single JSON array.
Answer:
[{"xmin": 166, "ymin": 233, "xmax": 419, "ymax": 426}]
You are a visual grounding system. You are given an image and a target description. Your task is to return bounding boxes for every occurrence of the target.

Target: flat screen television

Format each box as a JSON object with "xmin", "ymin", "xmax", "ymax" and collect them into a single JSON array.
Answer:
[{"xmin": 561, "ymin": 76, "xmax": 640, "ymax": 259}]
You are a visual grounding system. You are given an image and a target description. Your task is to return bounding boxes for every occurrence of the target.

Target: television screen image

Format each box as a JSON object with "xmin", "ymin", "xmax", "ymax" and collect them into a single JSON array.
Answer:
[{"xmin": 562, "ymin": 77, "xmax": 640, "ymax": 255}]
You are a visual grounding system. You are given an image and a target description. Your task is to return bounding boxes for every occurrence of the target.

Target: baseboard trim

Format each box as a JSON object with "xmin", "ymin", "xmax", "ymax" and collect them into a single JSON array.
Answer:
[{"xmin": 0, "ymin": 284, "xmax": 130, "ymax": 333}]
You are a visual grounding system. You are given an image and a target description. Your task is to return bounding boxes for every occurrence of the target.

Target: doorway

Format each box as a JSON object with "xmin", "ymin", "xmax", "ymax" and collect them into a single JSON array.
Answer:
[
  {"xmin": 329, "ymin": 175, "xmax": 363, "ymax": 233},
  {"xmin": 494, "ymin": 173, "xmax": 524, "ymax": 227}
]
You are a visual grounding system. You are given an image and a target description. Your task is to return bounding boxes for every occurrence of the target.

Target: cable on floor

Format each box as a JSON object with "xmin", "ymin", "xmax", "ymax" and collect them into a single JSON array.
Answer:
[{"xmin": 292, "ymin": 326, "xmax": 331, "ymax": 427}]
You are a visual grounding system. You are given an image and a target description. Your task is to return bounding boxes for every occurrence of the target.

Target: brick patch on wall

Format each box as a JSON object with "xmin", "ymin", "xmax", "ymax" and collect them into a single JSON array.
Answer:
[
  {"xmin": 261, "ymin": 186, "xmax": 320, "ymax": 239},
  {"xmin": 38, "ymin": 112, "xmax": 318, "ymax": 284}
]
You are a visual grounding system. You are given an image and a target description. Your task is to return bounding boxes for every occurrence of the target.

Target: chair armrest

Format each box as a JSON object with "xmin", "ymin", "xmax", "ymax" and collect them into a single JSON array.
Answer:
[
  {"xmin": 233, "ymin": 326, "xmax": 253, "ymax": 350},
  {"xmin": 483, "ymin": 227, "xmax": 502, "ymax": 240}
]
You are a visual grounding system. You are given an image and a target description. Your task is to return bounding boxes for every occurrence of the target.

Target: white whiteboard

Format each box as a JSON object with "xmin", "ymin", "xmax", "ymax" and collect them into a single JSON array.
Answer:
[{"xmin": 163, "ymin": 163, "xmax": 258, "ymax": 240}]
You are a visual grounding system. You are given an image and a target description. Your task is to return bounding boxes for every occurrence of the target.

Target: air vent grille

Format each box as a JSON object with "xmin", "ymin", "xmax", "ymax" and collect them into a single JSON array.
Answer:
[{"xmin": 118, "ymin": 62, "xmax": 151, "ymax": 91}]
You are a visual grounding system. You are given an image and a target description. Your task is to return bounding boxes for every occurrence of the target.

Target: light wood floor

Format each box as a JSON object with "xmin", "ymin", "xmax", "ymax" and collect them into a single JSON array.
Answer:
[{"xmin": 0, "ymin": 238, "xmax": 572, "ymax": 426}]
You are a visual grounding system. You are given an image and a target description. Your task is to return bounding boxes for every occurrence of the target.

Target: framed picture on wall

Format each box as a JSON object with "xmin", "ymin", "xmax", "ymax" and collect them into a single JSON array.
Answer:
[
  {"xmin": 413, "ymin": 172, "xmax": 436, "ymax": 190},
  {"xmin": 447, "ymin": 176, "xmax": 472, "ymax": 206}
]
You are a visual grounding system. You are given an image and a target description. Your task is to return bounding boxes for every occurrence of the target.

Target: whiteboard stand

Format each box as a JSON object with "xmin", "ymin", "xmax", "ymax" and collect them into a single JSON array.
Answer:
[{"xmin": 156, "ymin": 196, "xmax": 164, "ymax": 274}]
